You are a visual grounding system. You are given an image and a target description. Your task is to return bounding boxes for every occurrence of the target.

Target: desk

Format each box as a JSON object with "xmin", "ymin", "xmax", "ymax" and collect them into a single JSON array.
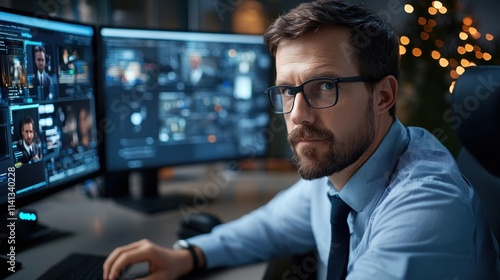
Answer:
[{"xmin": 10, "ymin": 167, "xmax": 300, "ymax": 279}]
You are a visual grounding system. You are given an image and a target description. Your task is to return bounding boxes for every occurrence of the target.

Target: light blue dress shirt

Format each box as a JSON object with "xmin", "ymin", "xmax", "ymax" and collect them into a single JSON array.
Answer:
[{"xmin": 189, "ymin": 119, "xmax": 500, "ymax": 279}]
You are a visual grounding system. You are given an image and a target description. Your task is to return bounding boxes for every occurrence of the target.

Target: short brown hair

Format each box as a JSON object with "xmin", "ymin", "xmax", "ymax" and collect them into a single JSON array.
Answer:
[{"xmin": 264, "ymin": 0, "xmax": 400, "ymax": 116}]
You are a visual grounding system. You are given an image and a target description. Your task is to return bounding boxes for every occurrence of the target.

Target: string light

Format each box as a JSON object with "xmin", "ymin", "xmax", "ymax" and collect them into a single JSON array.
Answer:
[
  {"xmin": 460, "ymin": 59, "xmax": 469, "ymax": 67},
  {"xmin": 463, "ymin": 17, "xmax": 473, "ymax": 26},
  {"xmin": 399, "ymin": 45, "xmax": 407, "ymax": 55},
  {"xmin": 403, "ymin": 5, "xmax": 496, "ymax": 94},
  {"xmin": 471, "ymin": 31, "xmax": 481, "ymax": 40},
  {"xmin": 432, "ymin": 1, "xmax": 443, "ymax": 9},
  {"xmin": 439, "ymin": 58, "xmax": 449, "ymax": 67},
  {"xmin": 449, "ymin": 58, "xmax": 458, "ymax": 67},
  {"xmin": 435, "ymin": 39, "xmax": 444, "ymax": 48},
  {"xmin": 412, "ymin": 48, "xmax": 422, "ymax": 57},
  {"xmin": 404, "ymin": 4, "xmax": 414, "ymax": 13},
  {"xmin": 400, "ymin": 36, "xmax": 410, "ymax": 45},
  {"xmin": 431, "ymin": 50, "xmax": 441, "ymax": 60},
  {"xmin": 449, "ymin": 81, "xmax": 456, "ymax": 93}
]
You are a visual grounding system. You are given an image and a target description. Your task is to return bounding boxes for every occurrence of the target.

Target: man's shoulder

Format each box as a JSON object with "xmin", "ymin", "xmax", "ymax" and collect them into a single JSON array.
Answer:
[
  {"xmin": 405, "ymin": 126, "xmax": 445, "ymax": 146},
  {"xmin": 400, "ymin": 126, "xmax": 457, "ymax": 170},
  {"xmin": 388, "ymin": 126, "xmax": 468, "ymax": 200}
]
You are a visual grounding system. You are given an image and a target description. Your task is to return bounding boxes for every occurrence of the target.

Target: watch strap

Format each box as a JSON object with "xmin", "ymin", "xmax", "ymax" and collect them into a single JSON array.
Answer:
[
  {"xmin": 185, "ymin": 243, "xmax": 199, "ymax": 274},
  {"xmin": 173, "ymin": 240, "xmax": 200, "ymax": 275}
]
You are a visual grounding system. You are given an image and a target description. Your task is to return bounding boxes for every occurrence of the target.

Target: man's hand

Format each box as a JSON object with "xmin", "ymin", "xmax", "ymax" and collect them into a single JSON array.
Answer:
[{"xmin": 103, "ymin": 239, "xmax": 193, "ymax": 280}]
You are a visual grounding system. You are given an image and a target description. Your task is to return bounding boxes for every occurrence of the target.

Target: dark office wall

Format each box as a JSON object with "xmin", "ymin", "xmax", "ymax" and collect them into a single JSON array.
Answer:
[{"xmin": 0, "ymin": 0, "xmax": 187, "ymax": 29}]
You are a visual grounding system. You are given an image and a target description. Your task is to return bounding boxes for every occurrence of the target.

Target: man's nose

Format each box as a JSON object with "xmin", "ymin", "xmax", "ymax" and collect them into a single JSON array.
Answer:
[{"xmin": 289, "ymin": 92, "xmax": 315, "ymax": 125}]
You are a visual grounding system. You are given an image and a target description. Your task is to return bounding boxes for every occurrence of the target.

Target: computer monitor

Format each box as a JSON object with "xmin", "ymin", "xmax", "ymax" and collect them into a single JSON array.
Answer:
[
  {"xmin": 98, "ymin": 27, "xmax": 272, "ymax": 213},
  {"xmin": 0, "ymin": 7, "xmax": 100, "ymax": 253}
]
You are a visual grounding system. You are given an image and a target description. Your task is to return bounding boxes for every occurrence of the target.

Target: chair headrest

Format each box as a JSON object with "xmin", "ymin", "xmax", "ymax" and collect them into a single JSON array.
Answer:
[{"xmin": 451, "ymin": 66, "xmax": 500, "ymax": 177}]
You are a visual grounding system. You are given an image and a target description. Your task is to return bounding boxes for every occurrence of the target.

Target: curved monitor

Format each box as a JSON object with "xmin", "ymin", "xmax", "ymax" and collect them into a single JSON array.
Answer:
[
  {"xmin": 98, "ymin": 27, "xmax": 272, "ymax": 172},
  {"xmin": 0, "ymin": 8, "xmax": 101, "ymax": 214}
]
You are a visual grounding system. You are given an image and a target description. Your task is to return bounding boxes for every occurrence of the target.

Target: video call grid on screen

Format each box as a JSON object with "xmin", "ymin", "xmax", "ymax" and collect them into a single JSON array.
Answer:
[
  {"xmin": 0, "ymin": 10, "xmax": 100, "ymax": 204},
  {"xmin": 100, "ymin": 28, "xmax": 272, "ymax": 171}
]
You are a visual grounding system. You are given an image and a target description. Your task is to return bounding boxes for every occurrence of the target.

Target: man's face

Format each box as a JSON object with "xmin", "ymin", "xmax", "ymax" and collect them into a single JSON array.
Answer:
[
  {"xmin": 275, "ymin": 26, "xmax": 376, "ymax": 180},
  {"xmin": 189, "ymin": 54, "xmax": 201, "ymax": 69},
  {"xmin": 22, "ymin": 122, "xmax": 35, "ymax": 145},
  {"xmin": 79, "ymin": 109, "xmax": 90, "ymax": 133},
  {"xmin": 35, "ymin": 51, "xmax": 46, "ymax": 72}
]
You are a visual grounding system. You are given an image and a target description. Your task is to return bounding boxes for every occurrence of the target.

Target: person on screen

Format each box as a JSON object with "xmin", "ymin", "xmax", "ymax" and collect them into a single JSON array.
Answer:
[
  {"xmin": 11, "ymin": 57, "xmax": 27, "ymax": 88},
  {"xmin": 17, "ymin": 115, "xmax": 42, "ymax": 164},
  {"xmin": 78, "ymin": 107, "xmax": 92, "ymax": 148},
  {"xmin": 103, "ymin": 1, "xmax": 500, "ymax": 279},
  {"xmin": 32, "ymin": 45, "xmax": 52, "ymax": 99},
  {"xmin": 60, "ymin": 48, "xmax": 74, "ymax": 72},
  {"xmin": 187, "ymin": 51, "xmax": 217, "ymax": 86}
]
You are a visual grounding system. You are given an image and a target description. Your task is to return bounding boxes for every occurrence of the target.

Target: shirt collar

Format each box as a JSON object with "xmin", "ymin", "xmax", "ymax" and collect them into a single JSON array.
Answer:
[
  {"xmin": 330, "ymin": 119, "xmax": 409, "ymax": 213},
  {"xmin": 23, "ymin": 140, "xmax": 33, "ymax": 151}
]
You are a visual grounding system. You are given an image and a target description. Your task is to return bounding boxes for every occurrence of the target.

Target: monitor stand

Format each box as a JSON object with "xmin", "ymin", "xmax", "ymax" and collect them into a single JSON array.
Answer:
[
  {"xmin": 0, "ymin": 255, "xmax": 22, "ymax": 278},
  {"xmin": 0, "ymin": 211, "xmax": 72, "ymax": 254},
  {"xmin": 105, "ymin": 169, "xmax": 195, "ymax": 214}
]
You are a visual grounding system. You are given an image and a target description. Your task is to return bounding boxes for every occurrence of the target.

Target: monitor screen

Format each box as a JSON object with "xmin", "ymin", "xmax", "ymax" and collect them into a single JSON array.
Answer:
[
  {"xmin": 0, "ymin": 8, "xmax": 101, "ymax": 212},
  {"xmin": 99, "ymin": 27, "xmax": 272, "ymax": 172}
]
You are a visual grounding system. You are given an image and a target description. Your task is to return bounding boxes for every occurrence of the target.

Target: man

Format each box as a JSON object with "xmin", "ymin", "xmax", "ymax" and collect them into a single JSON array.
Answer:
[
  {"xmin": 32, "ymin": 45, "xmax": 52, "ymax": 99},
  {"xmin": 78, "ymin": 107, "xmax": 92, "ymax": 148},
  {"xmin": 187, "ymin": 51, "xmax": 217, "ymax": 87},
  {"xmin": 103, "ymin": 1, "xmax": 500, "ymax": 279},
  {"xmin": 18, "ymin": 116, "xmax": 42, "ymax": 163}
]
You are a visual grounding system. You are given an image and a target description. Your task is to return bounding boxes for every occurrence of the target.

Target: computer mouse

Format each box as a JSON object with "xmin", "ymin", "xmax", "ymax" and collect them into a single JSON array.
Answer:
[{"xmin": 177, "ymin": 212, "xmax": 223, "ymax": 239}]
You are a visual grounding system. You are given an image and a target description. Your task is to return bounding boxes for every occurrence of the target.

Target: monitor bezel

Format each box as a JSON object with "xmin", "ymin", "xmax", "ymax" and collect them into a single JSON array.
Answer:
[{"xmin": 0, "ymin": 7, "xmax": 103, "ymax": 213}]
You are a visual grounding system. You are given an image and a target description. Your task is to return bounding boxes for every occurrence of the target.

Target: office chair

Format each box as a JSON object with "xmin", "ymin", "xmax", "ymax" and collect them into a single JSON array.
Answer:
[{"xmin": 450, "ymin": 65, "xmax": 500, "ymax": 250}]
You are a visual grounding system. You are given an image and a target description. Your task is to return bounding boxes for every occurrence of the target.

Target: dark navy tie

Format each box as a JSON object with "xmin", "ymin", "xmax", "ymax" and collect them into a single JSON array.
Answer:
[{"xmin": 327, "ymin": 194, "xmax": 351, "ymax": 280}]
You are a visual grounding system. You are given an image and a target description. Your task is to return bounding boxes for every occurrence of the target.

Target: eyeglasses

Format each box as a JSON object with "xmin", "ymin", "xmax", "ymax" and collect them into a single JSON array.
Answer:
[{"xmin": 265, "ymin": 76, "xmax": 373, "ymax": 114}]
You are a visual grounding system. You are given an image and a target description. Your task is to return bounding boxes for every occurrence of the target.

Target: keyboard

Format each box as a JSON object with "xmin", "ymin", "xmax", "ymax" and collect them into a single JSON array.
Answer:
[{"xmin": 38, "ymin": 253, "xmax": 107, "ymax": 280}]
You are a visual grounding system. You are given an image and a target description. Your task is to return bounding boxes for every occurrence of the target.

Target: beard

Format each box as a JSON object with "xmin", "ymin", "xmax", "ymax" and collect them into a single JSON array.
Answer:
[
  {"xmin": 24, "ymin": 138, "xmax": 33, "ymax": 145},
  {"xmin": 287, "ymin": 102, "xmax": 375, "ymax": 180}
]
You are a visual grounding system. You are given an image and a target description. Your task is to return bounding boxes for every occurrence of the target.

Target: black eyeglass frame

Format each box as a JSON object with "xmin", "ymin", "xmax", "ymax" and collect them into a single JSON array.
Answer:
[{"xmin": 265, "ymin": 76, "xmax": 376, "ymax": 114}]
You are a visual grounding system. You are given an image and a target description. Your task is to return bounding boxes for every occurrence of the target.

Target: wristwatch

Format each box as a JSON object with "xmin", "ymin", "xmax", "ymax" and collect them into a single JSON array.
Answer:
[{"xmin": 173, "ymin": 240, "xmax": 199, "ymax": 274}]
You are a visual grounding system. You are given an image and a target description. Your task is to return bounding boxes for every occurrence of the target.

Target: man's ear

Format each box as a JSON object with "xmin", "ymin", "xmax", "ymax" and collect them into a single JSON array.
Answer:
[{"xmin": 372, "ymin": 75, "xmax": 398, "ymax": 116}]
